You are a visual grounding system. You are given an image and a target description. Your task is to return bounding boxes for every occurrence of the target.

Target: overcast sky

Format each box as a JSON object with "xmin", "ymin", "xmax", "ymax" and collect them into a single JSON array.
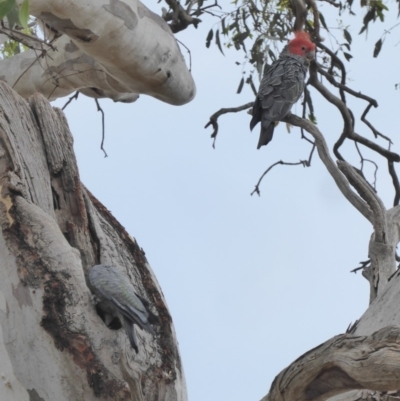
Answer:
[{"xmin": 54, "ymin": 4, "xmax": 400, "ymax": 401}]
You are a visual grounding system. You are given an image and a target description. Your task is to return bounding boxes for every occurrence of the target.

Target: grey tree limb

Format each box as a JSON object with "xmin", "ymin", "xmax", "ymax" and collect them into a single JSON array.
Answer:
[
  {"xmin": 261, "ymin": 326, "xmax": 400, "ymax": 401},
  {"xmin": 282, "ymin": 114, "xmax": 373, "ymax": 223},
  {"xmin": 2, "ymin": 0, "xmax": 195, "ymax": 105}
]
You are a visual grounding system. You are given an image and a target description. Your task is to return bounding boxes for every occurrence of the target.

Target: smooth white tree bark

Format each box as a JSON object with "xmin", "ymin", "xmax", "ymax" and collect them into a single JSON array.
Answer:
[
  {"xmin": 0, "ymin": 0, "xmax": 195, "ymax": 105},
  {"xmin": 0, "ymin": 82, "xmax": 187, "ymax": 401}
]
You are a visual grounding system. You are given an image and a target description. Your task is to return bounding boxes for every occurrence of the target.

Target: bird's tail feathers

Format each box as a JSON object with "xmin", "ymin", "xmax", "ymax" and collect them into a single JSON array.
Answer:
[
  {"xmin": 127, "ymin": 312, "xmax": 155, "ymax": 335},
  {"xmin": 123, "ymin": 316, "xmax": 139, "ymax": 353},
  {"xmin": 257, "ymin": 119, "xmax": 275, "ymax": 149},
  {"xmin": 250, "ymin": 97, "xmax": 261, "ymax": 131}
]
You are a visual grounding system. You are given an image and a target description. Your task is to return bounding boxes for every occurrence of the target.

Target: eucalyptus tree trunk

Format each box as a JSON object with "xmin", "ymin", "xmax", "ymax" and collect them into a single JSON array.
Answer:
[{"xmin": 0, "ymin": 81, "xmax": 186, "ymax": 401}]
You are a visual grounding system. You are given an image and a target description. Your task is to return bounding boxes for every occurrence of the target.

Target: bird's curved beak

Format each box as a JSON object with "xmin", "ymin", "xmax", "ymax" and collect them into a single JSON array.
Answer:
[{"xmin": 306, "ymin": 50, "xmax": 316, "ymax": 61}]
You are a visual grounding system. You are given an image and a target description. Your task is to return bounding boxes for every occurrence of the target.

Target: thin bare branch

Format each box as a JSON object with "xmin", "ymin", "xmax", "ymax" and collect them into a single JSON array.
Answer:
[
  {"xmin": 204, "ymin": 102, "xmax": 254, "ymax": 148},
  {"xmin": 310, "ymin": 64, "xmax": 400, "ymax": 163},
  {"xmin": 0, "ymin": 26, "xmax": 56, "ymax": 52},
  {"xmin": 363, "ymin": 159, "xmax": 378, "ymax": 190},
  {"xmin": 12, "ymin": 54, "xmax": 42, "ymax": 90},
  {"xmin": 62, "ymin": 91, "xmax": 80, "ymax": 110},
  {"xmin": 317, "ymin": 42, "xmax": 347, "ymax": 102},
  {"xmin": 351, "ymin": 259, "xmax": 371, "ymax": 274},
  {"xmin": 176, "ymin": 39, "xmax": 192, "ymax": 71},
  {"xmin": 354, "ymin": 142, "xmax": 378, "ymax": 190},
  {"xmin": 317, "ymin": 65, "xmax": 378, "ymax": 107},
  {"xmin": 283, "ymin": 114, "xmax": 373, "ymax": 222},
  {"xmin": 388, "ymin": 161, "xmax": 400, "ymax": 206},
  {"xmin": 361, "ymin": 103, "xmax": 393, "ymax": 145},
  {"xmin": 337, "ymin": 160, "xmax": 387, "ymax": 243},
  {"xmin": 251, "ymin": 159, "xmax": 310, "ymax": 196},
  {"xmin": 301, "ymin": 86, "xmax": 315, "ymax": 144},
  {"xmin": 309, "ymin": 63, "xmax": 352, "ymax": 161},
  {"xmin": 95, "ymin": 99, "xmax": 108, "ymax": 158}
]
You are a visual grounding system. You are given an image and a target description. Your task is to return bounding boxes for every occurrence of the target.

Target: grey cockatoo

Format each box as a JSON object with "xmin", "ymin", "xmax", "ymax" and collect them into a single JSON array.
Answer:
[
  {"xmin": 250, "ymin": 31, "xmax": 316, "ymax": 149},
  {"xmin": 89, "ymin": 264, "xmax": 158, "ymax": 352}
]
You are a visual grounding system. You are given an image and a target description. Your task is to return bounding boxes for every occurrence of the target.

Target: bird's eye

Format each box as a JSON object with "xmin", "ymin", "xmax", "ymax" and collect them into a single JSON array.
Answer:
[{"xmin": 301, "ymin": 46, "xmax": 306, "ymax": 50}]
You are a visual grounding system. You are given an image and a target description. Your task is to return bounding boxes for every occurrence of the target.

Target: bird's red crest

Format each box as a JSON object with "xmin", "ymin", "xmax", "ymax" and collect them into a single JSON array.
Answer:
[
  {"xmin": 288, "ymin": 31, "xmax": 316, "ymax": 56},
  {"xmin": 294, "ymin": 31, "xmax": 313, "ymax": 43}
]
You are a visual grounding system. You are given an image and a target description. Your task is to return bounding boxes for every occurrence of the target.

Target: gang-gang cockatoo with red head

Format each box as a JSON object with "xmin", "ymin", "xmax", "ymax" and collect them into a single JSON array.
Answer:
[{"xmin": 250, "ymin": 31, "xmax": 316, "ymax": 149}]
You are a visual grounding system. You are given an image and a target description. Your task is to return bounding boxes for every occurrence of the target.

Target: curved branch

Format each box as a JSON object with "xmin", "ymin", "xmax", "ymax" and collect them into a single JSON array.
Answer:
[
  {"xmin": 309, "ymin": 62, "xmax": 352, "ymax": 132},
  {"xmin": 337, "ymin": 160, "xmax": 387, "ymax": 243},
  {"xmin": 316, "ymin": 66, "xmax": 393, "ymax": 150},
  {"xmin": 283, "ymin": 114, "xmax": 373, "ymax": 223},
  {"xmin": 317, "ymin": 65, "xmax": 378, "ymax": 107},
  {"xmin": 0, "ymin": 26, "xmax": 56, "ymax": 52},
  {"xmin": 361, "ymin": 103, "xmax": 393, "ymax": 144},
  {"xmin": 310, "ymin": 64, "xmax": 400, "ymax": 163},
  {"xmin": 261, "ymin": 326, "xmax": 400, "ymax": 401},
  {"xmin": 204, "ymin": 102, "xmax": 254, "ymax": 148},
  {"xmin": 290, "ymin": 0, "xmax": 308, "ymax": 32},
  {"xmin": 388, "ymin": 161, "xmax": 400, "ymax": 206},
  {"xmin": 94, "ymin": 99, "xmax": 108, "ymax": 158},
  {"xmin": 251, "ymin": 159, "xmax": 310, "ymax": 196},
  {"xmin": 317, "ymin": 42, "xmax": 347, "ymax": 102}
]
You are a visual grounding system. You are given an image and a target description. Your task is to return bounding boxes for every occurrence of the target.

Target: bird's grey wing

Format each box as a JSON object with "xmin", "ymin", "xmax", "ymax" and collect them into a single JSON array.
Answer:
[
  {"xmin": 262, "ymin": 60, "xmax": 306, "ymax": 120},
  {"xmin": 112, "ymin": 296, "xmax": 154, "ymax": 334},
  {"xmin": 89, "ymin": 265, "xmax": 154, "ymax": 333},
  {"xmin": 250, "ymin": 60, "xmax": 284, "ymax": 131}
]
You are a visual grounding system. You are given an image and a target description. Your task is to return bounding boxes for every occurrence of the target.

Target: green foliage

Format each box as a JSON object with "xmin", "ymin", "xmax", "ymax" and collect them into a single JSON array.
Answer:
[
  {"xmin": 19, "ymin": 0, "xmax": 29, "ymax": 28},
  {"xmin": 0, "ymin": 0, "xmax": 29, "ymax": 28},
  {"xmin": 0, "ymin": 0, "xmax": 31, "ymax": 58},
  {"xmin": 200, "ymin": 0, "xmax": 397, "ymax": 98},
  {"xmin": 0, "ymin": 0, "xmax": 15, "ymax": 21},
  {"xmin": 204, "ymin": 0, "xmax": 294, "ymax": 96},
  {"xmin": 373, "ymin": 38, "xmax": 383, "ymax": 57},
  {"xmin": 357, "ymin": 0, "xmax": 389, "ymax": 34},
  {"xmin": 2, "ymin": 36, "xmax": 19, "ymax": 57},
  {"xmin": 343, "ymin": 29, "xmax": 352, "ymax": 45}
]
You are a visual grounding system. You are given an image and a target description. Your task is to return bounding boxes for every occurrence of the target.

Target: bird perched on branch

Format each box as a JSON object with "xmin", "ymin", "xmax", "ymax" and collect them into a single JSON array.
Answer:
[
  {"xmin": 250, "ymin": 31, "xmax": 316, "ymax": 149},
  {"xmin": 89, "ymin": 264, "xmax": 158, "ymax": 353}
]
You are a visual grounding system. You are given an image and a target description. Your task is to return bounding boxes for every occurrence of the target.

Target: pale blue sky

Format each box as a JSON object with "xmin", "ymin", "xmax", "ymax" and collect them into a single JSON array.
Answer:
[{"xmin": 53, "ymin": 4, "xmax": 400, "ymax": 401}]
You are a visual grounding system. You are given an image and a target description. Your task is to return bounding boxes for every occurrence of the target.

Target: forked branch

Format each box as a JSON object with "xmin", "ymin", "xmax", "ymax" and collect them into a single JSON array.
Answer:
[
  {"xmin": 337, "ymin": 160, "xmax": 387, "ymax": 243},
  {"xmin": 251, "ymin": 159, "xmax": 311, "ymax": 196},
  {"xmin": 204, "ymin": 102, "xmax": 254, "ymax": 148}
]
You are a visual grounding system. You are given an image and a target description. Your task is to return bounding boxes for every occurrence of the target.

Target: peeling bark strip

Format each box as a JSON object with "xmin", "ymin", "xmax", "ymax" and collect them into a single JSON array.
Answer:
[
  {"xmin": 104, "ymin": 0, "xmax": 139, "ymax": 30},
  {"xmin": 0, "ymin": 0, "xmax": 195, "ymax": 105},
  {"xmin": 39, "ymin": 12, "xmax": 100, "ymax": 42},
  {"xmin": 261, "ymin": 326, "xmax": 400, "ymax": 401},
  {"xmin": 0, "ymin": 82, "xmax": 187, "ymax": 400}
]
